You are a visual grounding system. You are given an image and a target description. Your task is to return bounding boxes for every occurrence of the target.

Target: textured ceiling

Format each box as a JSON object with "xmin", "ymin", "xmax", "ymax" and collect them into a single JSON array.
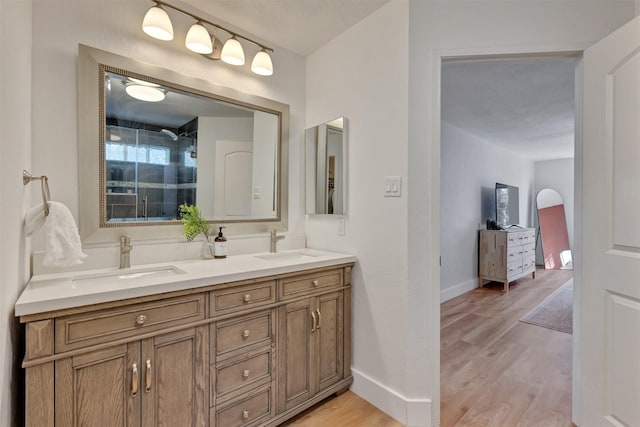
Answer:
[
  {"xmin": 180, "ymin": 0, "xmax": 390, "ymax": 56},
  {"xmin": 442, "ymin": 56, "xmax": 579, "ymax": 161}
]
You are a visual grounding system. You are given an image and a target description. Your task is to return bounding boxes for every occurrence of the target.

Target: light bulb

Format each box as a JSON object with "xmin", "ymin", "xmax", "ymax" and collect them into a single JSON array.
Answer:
[
  {"xmin": 221, "ymin": 36, "xmax": 245, "ymax": 66},
  {"xmin": 185, "ymin": 22, "xmax": 212, "ymax": 54},
  {"xmin": 142, "ymin": 5, "xmax": 174, "ymax": 41},
  {"xmin": 251, "ymin": 50, "xmax": 273, "ymax": 76}
]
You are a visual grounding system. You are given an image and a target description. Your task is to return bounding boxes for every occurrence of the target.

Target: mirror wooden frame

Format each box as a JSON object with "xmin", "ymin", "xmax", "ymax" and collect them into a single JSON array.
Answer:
[{"xmin": 78, "ymin": 44, "xmax": 289, "ymax": 244}]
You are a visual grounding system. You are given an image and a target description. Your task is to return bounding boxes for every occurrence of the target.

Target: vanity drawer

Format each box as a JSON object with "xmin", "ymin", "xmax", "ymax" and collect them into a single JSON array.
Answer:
[
  {"xmin": 212, "ymin": 310, "xmax": 274, "ymax": 360},
  {"xmin": 213, "ymin": 386, "xmax": 273, "ymax": 427},
  {"xmin": 55, "ymin": 294, "xmax": 205, "ymax": 352},
  {"xmin": 279, "ymin": 269, "xmax": 343, "ymax": 300},
  {"xmin": 210, "ymin": 281, "xmax": 276, "ymax": 318},
  {"xmin": 213, "ymin": 348, "xmax": 273, "ymax": 403}
]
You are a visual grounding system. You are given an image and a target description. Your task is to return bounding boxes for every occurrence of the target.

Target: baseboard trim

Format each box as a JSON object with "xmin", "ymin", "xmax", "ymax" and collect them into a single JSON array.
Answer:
[
  {"xmin": 351, "ymin": 368, "xmax": 433, "ymax": 426},
  {"xmin": 440, "ymin": 278, "xmax": 477, "ymax": 303}
]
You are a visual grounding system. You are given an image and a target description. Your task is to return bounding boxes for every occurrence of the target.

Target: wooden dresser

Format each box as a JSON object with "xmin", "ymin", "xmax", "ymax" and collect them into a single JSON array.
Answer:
[
  {"xmin": 21, "ymin": 263, "xmax": 353, "ymax": 427},
  {"xmin": 479, "ymin": 228, "xmax": 536, "ymax": 292}
]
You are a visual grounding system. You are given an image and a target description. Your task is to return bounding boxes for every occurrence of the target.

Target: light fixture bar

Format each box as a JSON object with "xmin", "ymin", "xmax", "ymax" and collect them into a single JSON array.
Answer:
[{"xmin": 152, "ymin": 0, "xmax": 273, "ymax": 53}]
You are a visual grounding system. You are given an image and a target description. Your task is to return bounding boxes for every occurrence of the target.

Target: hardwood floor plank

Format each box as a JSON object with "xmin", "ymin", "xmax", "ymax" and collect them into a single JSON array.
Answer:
[
  {"xmin": 441, "ymin": 269, "xmax": 575, "ymax": 427},
  {"xmin": 282, "ymin": 391, "xmax": 403, "ymax": 427}
]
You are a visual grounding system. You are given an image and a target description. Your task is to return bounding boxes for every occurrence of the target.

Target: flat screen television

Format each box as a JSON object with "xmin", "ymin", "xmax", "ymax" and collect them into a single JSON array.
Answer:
[{"xmin": 495, "ymin": 183, "xmax": 519, "ymax": 228}]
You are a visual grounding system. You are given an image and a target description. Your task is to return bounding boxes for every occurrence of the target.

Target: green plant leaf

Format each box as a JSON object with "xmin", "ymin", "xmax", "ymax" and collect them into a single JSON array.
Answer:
[{"xmin": 179, "ymin": 204, "xmax": 211, "ymax": 242}]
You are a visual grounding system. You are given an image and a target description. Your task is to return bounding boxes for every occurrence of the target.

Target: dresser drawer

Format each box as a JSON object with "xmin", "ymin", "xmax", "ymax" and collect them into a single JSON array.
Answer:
[
  {"xmin": 520, "ymin": 230, "xmax": 535, "ymax": 244},
  {"xmin": 213, "ymin": 348, "xmax": 273, "ymax": 403},
  {"xmin": 213, "ymin": 386, "xmax": 273, "ymax": 427},
  {"xmin": 55, "ymin": 294, "xmax": 205, "ymax": 352},
  {"xmin": 522, "ymin": 257, "xmax": 536, "ymax": 273},
  {"xmin": 507, "ymin": 246, "xmax": 523, "ymax": 261},
  {"xmin": 212, "ymin": 310, "xmax": 273, "ymax": 359},
  {"xmin": 279, "ymin": 269, "xmax": 343, "ymax": 300},
  {"xmin": 507, "ymin": 261, "xmax": 523, "ymax": 280},
  {"xmin": 522, "ymin": 242, "xmax": 536, "ymax": 258},
  {"xmin": 210, "ymin": 281, "xmax": 276, "ymax": 317}
]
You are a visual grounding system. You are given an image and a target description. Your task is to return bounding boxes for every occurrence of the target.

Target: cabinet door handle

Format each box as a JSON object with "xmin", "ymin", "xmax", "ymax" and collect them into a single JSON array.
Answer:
[
  {"xmin": 311, "ymin": 311, "xmax": 317, "ymax": 333},
  {"xmin": 145, "ymin": 359, "xmax": 152, "ymax": 393},
  {"xmin": 131, "ymin": 363, "xmax": 139, "ymax": 397},
  {"xmin": 316, "ymin": 309, "xmax": 321, "ymax": 330}
]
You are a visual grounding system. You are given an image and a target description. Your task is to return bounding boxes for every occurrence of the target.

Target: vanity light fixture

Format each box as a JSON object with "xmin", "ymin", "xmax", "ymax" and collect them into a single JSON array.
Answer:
[
  {"xmin": 185, "ymin": 21, "xmax": 213, "ymax": 54},
  {"xmin": 141, "ymin": 0, "xmax": 274, "ymax": 76},
  {"xmin": 142, "ymin": 4, "xmax": 174, "ymax": 41},
  {"xmin": 220, "ymin": 36, "xmax": 245, "ymax": 66}
]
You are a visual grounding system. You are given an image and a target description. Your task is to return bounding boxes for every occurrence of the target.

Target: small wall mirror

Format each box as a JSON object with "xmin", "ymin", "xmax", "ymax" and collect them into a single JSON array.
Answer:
[
  {"xmin": 305, "ymin": 118, "xmax": 347, "ymax": 215},
  {"xmin": 78, "ymin": 45, "xmax": 289, "ymax": 243},
  {"xmin": 536, "ymin": 188, "xmax": 572, "ymax": 270}
]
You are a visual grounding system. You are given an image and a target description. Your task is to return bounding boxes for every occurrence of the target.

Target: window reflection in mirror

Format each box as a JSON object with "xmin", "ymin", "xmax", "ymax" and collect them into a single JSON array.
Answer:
[
  {"xmin": 305, "ymin": 117, "xmax": 346, "ymax": 215},
  {"xmin": 103, "ymin": 70, "xmax": 279, "ymax": 224}
]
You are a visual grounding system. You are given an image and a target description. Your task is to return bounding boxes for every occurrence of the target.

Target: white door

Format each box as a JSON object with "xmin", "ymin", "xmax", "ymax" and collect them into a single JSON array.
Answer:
[
  {"xmin": 214, "ymin": 141, "xmax": 253, "ymax": 217},
  {"xmin": 581, "ymin": 15, "xmax": 640, "ymax": 426}
]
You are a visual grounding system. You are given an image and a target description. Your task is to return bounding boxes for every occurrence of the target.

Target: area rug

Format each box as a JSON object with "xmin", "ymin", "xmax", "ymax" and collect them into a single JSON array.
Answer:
[{"xmin": 520, "ymin": 279, "xmax": 573, "ymax": 334}]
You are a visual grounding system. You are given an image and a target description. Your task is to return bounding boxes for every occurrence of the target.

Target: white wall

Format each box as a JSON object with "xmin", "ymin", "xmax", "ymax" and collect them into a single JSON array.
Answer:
[
  {"xmin": 252, "ymin": 111, "xmax": 278, "ymax": 217},
  {"xmin": 534, "ymin": 158, "xmax": 575, "ymax": 263},
  {"xmin": 0, "ymin": 1, "xmax": 32, "ymax": 425},
  {"xmin": 305, "ymin": 1, "xmax": 410, "ymax": 423},
  {"xmin": 440, "ymin": 122, "xmax": 534, "ymax": 302},
  {"xmin": 29, "ymin": 1, "xmax": 306, "ymax": 257}
]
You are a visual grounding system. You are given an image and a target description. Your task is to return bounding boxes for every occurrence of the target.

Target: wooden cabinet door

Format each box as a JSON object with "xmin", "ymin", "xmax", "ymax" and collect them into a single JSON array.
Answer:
[
  {"xmin": 316, "ymin": 292, "xmax": 344, "ymax": 392},
  {"xmin": 278, "ymin": 298, "xmax": 314, "ymax": 411},
  {"xmin": 141, "ymin": 326, "xmax": 208, "ymax": 427},
  {"xmin": 55, "ymin": 343, "xmax": 141, "ymax": 427}
]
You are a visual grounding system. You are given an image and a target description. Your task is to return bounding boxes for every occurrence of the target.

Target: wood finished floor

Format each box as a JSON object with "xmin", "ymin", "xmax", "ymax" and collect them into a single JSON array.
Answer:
[
  {"xmin": 282, "ymin": 391, "xmax": 404, "ymax": 427},
  {"xmin": 441, "ymin": 268, "xmax": 575, "ymax": 427}
]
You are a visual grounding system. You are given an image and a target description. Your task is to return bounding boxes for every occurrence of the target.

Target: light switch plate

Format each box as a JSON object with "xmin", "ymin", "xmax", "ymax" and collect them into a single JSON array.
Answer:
[
  {"xmin": 384, "ymin": 176, "xmax": 402, "ymax": 197},
  {"xmin": 337, "ymin": 218, "xmax": 345, "ymax": 235}
]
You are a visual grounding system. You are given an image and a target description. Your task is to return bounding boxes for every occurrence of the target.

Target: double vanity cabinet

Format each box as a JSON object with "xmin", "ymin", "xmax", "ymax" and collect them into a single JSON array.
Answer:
[{"xmin": 17, "ymin": 252, "xmax": 354, "ymax": 427}]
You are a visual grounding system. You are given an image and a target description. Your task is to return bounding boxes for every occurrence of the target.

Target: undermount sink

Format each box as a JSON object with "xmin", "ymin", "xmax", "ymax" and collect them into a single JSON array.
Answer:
[
  {"xmin": 253, "ymin": 250, "xmax": 321, "ymax": 262},
  {"xmin": 72, "ymin": 266, "xmax": 186, "ymax": 285}
]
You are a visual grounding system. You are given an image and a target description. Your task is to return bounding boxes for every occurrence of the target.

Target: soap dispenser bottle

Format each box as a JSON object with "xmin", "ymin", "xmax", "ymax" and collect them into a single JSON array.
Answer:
[{"xmin": 214, "ymin": 227, "xmax": 227, "ymax": 259}]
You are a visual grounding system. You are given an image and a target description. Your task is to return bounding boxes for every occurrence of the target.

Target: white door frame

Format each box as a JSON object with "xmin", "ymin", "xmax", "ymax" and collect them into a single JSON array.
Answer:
[{"xmin": 430, "ymin": 42, "xmax": 589, "ymax": 426}]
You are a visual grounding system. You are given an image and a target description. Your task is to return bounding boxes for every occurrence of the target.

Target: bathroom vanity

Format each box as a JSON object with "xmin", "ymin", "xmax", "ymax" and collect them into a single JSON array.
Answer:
[{"xmin": 16, "ymin": 250, "xmax": 355, "ymax": 427}]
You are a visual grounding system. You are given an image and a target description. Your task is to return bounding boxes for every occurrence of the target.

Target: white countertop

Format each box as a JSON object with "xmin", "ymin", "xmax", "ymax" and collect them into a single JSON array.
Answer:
[{"xmin": 15, "ymin": 249, "xmax": 356, "ymax": 317}]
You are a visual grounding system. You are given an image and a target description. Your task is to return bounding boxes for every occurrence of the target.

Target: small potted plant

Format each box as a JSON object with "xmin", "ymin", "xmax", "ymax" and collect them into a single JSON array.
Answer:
[{"xmin": 179, "ymin": 204, "xmax": 213, "ymax": 259}]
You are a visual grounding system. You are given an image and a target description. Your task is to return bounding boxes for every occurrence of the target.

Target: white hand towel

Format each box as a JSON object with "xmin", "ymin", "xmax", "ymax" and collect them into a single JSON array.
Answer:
[
  {"xmin": 24, "ymin": 203, "xmax": 46, "ymax": 236},
  {"xmin": 42, "ymin": 201, "xmax": 88, "ymax": 267}
]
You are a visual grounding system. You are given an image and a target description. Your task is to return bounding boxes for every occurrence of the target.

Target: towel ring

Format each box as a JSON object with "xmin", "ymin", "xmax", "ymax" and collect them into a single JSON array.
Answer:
[{"xmin": 23, "ymin": 170, "xmax": 51, "ymax": 216}]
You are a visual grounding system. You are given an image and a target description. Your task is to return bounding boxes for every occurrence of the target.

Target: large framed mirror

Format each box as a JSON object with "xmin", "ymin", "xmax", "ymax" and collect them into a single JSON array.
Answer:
[
  {"xmin": 305, "ymin": 117, "xmax": 347, "ymax": 215},
  {"xmin": 536, "ymin": 188, "xmax": 572, "ymax": 270},
  {"xmin": 78, "ymin": 45, "xmax": 289, "ymax": 243}
]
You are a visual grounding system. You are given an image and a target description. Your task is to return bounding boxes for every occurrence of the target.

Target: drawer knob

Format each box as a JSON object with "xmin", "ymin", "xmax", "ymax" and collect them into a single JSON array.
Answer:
[
  {"xmin": 243, "ymin": 294, "xmax": 251, "ymax": 303},
  {"xmin": 242, "ymin": 329, "xmax": 250, "ymax": 338},
  {"xmin": 242, "ymin": 410, "xmax": 250, "ymax": 420},
  {"xmin": 136, "ymin": 314, "xmax": 147, "ymax": 326},
  {"xmin": 312, "ymin": 280, "xmax": 319, "ymax": 287},
  {"xmin": 243, "ymin": 369, "xmax": 250, "ymax": 378}
]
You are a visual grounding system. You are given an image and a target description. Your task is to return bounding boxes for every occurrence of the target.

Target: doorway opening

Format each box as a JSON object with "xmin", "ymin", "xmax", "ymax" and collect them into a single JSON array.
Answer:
[{"xmin": 438, "ymin": 53, "xmax": 580, "ymax": 426}]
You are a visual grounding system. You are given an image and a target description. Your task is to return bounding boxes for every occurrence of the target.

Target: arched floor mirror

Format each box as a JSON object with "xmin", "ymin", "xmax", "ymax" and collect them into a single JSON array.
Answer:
[{"xmin": 536, "ymin": 188, "xmax": 572, "ymax": 269}]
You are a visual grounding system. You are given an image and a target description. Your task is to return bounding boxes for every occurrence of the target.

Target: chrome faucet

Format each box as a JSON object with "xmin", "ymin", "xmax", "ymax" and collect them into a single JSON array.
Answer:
[
  {"xmin": 120, "ymin": 235, "xmax": 132, "ymax": 269},
  {"xmin": 270, "ymin": 229, "xmax": 285, "ymax": 253}
]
